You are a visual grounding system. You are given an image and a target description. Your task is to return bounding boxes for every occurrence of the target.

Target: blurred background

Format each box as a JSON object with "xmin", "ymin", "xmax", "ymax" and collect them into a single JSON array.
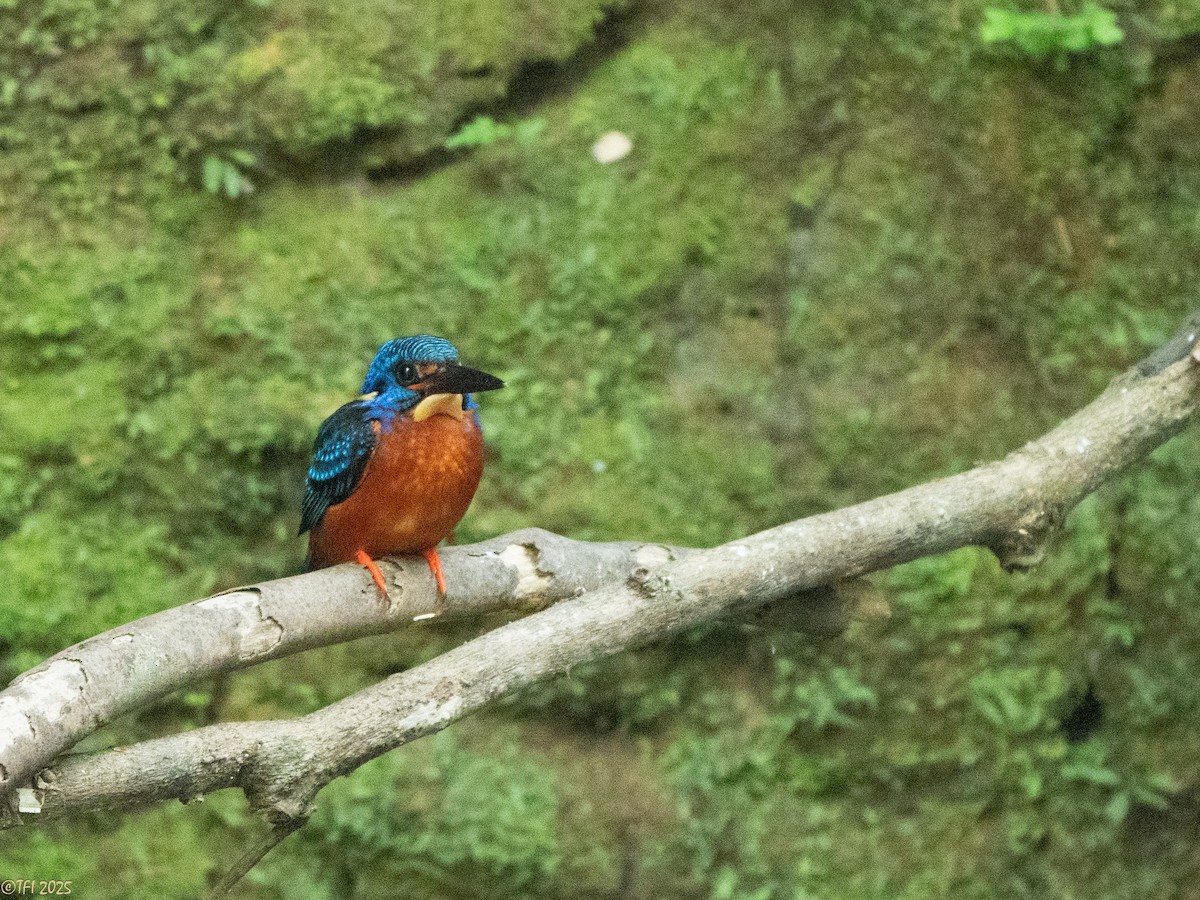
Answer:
[{"xmin": 3, "ymin": 0, "xmax": 1200, "ymax": 896}]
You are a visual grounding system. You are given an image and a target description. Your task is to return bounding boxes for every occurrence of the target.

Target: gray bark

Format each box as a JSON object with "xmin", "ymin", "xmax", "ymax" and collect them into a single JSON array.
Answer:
[{"xmin": 0, "ymin": 532, "xmax": 694, "ymax": 815}]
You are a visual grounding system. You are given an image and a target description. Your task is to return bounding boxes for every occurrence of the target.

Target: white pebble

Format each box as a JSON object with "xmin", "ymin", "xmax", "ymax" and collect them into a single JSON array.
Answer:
[{"xmin": 592, "ymin": 131, "xmax": 632, "ymax": 164}]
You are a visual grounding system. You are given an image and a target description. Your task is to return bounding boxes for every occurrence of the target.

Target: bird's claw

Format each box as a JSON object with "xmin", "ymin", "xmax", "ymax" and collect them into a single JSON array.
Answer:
[
  {"xmin": 422, "ymin": 547, "xmax": 448, "ymax": 596},
  {"xmin": 355, "ymin": 549, "xmax": 390, "ymax": 599}
]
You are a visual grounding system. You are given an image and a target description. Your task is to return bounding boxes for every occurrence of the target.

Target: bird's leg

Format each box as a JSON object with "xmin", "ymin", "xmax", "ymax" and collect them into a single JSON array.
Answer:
[
  {"xmin": 422, "ymin": 547, "xmax": 448, "ymax": 595},
  {"xmin": 355, "ymin": 549, "xmax": 390, "ymax": 598}
]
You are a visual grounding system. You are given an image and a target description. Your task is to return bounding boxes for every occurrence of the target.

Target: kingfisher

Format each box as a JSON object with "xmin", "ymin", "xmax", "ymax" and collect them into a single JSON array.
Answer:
[{"xmin": 300, "ymin": 335, "xmax": 504, "ymax": 596}]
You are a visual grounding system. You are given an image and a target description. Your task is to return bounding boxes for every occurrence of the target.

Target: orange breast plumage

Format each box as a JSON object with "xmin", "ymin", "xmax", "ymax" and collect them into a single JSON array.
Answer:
[{"xmin": 306, "ymin": 410, "xmax": 485, "ymax": 569}]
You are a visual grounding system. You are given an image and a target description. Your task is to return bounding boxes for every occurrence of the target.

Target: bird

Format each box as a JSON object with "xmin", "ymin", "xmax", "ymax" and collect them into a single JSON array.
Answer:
[{"xmin": 300, "ymin": 335, "xmax": 504, "ymax": 596}]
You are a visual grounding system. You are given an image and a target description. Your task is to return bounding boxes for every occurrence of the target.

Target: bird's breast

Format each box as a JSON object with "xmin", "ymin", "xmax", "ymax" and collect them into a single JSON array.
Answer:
[{"xmin": 309, "ymin": 410, "xmax": 485, "ymax": 566}]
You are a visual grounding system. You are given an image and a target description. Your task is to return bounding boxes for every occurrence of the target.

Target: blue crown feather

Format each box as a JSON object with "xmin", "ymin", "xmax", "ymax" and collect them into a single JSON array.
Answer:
[{"xmin": 360, "ymin": 335, "xmax": 459, "ymax": 395}]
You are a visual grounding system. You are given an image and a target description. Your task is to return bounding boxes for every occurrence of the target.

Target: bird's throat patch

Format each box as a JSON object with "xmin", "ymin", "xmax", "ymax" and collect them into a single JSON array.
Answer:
[{"xmin": 412, "ymin": 393, "xmax": 465, "ymax": 422}]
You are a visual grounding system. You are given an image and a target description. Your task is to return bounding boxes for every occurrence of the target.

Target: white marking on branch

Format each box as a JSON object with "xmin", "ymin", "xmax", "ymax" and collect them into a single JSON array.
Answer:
[
  {"xmin": 197, "ymin": 592, "xmax": 283, "ymax": 659},
  {"xmin": 633, "ymin": 545, "xmax": 672, "ymax": 568},
  {"xmin": 12, "ymin": 661, "xmax": 87, "ymax": 725},
  {"xmin": 398, "ymin": 696, "xmax": 465, "ymax": 732},
  {"xmin": 498, "ymin": 543, "xmax": 550, "ymax": 598},
  {"xmin": 0, "ymin": 699, "xmax": 35, "ymax": 752},
  {"xmin": 17, "ymin": 788, "xmax": 40, "ymax": 814}
]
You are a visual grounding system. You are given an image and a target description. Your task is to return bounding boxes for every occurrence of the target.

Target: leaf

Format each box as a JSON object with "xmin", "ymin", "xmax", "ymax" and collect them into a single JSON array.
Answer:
[
  {"xmin": 1087, "ymin": 6, "xmax": 1124, "ymax": 45},
  {"xmin": 980, "ymin": 9, "xmax": 1017, "ymax": 43},
  {"xmin": 201, "ymin": 156, "xmax": 223, "ymax": 194},
  {"xmin": 711, "ymin": 866, "xmax": 738, "ymax": 900},
  {"xmin": 1105, "ymin": 789, "xmax": 1131, "ymax": 823},
  {"xmin": 223, "ymin": 164, "xmax": 243, "ymax": 199},
  {"xmin": 445, "ymin": 115, "xmax": 512, "ymax": 150},
  {"xmin": 979, "ymin": 4, "xmax": 1123, "ymax": 60},
  {"xmin": 1021, "ymin": 771, "xmax": 1043, "ymax": 799},
  {"xmin": 1061, "ymin": 761, "xmax": 1120, "ymax": 786},
  {"xmin": 513, "ymin": 117, "xmax": 547, "ymax": 144},
  {"xmin": 1059, "ymin": 25, "xmax": 1092, "ymax": 52},
  {"xmin": 227, "ymin": 149, "xmax": 257, "ymax": 167}
]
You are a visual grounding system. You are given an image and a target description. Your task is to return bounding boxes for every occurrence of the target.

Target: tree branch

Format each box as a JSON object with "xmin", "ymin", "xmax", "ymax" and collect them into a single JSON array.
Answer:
[
  {"xmin": 207, "ymin": 816, "xmax": 307, "ymax": 898},
  {"xmin": 0, "ymin": 530, "xmax": 695, "ymax": 817},
  {"xmin": 2, "ymin": 325, "xmax": 1199, "ymax": 838}
]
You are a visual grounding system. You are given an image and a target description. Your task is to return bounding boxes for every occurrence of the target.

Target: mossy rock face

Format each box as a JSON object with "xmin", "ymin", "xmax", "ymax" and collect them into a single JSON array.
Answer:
[
  {"xmin": 209, "ymin": 0, "xmax": 628, "ymax": 163},
  {"xmin": 1, "ymin": 0, "xmax": 627, "ymax": 213},
  {"xmin": 9, "ymin": 0, "xmax": 1200, "ymax": 897}
]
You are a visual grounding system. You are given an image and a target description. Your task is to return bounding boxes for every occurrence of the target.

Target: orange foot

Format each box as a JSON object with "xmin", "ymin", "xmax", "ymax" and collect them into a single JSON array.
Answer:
[
  {"xmin": 422, "ymin": 547, "xmax": 447, "ymax": 595},
  {"xmin": 355, "ymin": 549, "xmax": 389, "ymax": 598}
]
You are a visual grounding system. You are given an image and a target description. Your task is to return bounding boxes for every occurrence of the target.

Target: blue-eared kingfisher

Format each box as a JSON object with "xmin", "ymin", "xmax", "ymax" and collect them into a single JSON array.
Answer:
[{"xmin": 300, "ymin": 335, "xmax": 504, "ymax": 595}]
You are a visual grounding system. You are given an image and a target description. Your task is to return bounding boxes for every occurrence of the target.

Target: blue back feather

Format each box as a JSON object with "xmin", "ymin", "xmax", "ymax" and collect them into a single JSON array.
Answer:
[{"xmin": 300, "ymin": 335, "xmax": 463, "ymax": 539}]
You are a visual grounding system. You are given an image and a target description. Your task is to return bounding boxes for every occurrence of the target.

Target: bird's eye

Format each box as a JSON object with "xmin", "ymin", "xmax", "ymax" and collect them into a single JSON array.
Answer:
[{"xmin": 396, "ymin": 362, "xmax": 419, "ymax": 386}]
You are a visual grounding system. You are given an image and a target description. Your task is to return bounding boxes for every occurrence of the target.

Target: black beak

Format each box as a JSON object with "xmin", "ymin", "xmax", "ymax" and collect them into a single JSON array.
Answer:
[{"xmin": 423, "ymin": 363, "xmax": 505, "ymax": 395}]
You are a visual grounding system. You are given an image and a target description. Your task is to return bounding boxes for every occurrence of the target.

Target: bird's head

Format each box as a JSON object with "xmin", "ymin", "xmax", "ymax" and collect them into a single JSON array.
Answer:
[{"xmin": 361, "ymin": 335, "xmax": 504, "ymax": 421}]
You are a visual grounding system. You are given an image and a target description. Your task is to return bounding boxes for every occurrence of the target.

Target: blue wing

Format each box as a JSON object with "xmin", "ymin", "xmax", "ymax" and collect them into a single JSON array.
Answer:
[{"xmin": 299, "ymin": 401, "xmax": 378, "ymax": 535}]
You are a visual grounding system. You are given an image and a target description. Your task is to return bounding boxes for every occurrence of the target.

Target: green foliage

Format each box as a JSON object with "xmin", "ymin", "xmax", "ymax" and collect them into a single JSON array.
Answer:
[
  {"xmin": 445, "ymin": 115, "xmax": 547, "ymax": 150},
  {"xmin": 7, "ymin": 0, "xmax": 1200, "ymax": 897},
  {"xmin": 773, "ymin": 661, "xmax": 878, "ymax": 730},
  {"xmin": 969, "ymin": 666, "xmax": 1068, "ymax": 735},
  {"xmin": 283, "ymin": 735, "xmax": 561, "ymax": 898},
  {"xmin": 981, "ymin": 4, "xmax": 1124, "ymax": 66},
  {"xmin": 201, "ymin": 151, "xmax": 257, "ymax": 198},
  {"xmin": 515, "ymin": 650, "xmax": 692, "ymax": 732}
]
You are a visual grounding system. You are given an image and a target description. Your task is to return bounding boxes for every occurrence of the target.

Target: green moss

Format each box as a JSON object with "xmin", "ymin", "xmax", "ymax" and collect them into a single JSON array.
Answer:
[
  {"xmin": 8, "ymin": 0, "xmax": 1200, "ymax": 897},
  {"xmin": 279, "ymin": 733, "xmax": 562, "ymax": 899}
]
